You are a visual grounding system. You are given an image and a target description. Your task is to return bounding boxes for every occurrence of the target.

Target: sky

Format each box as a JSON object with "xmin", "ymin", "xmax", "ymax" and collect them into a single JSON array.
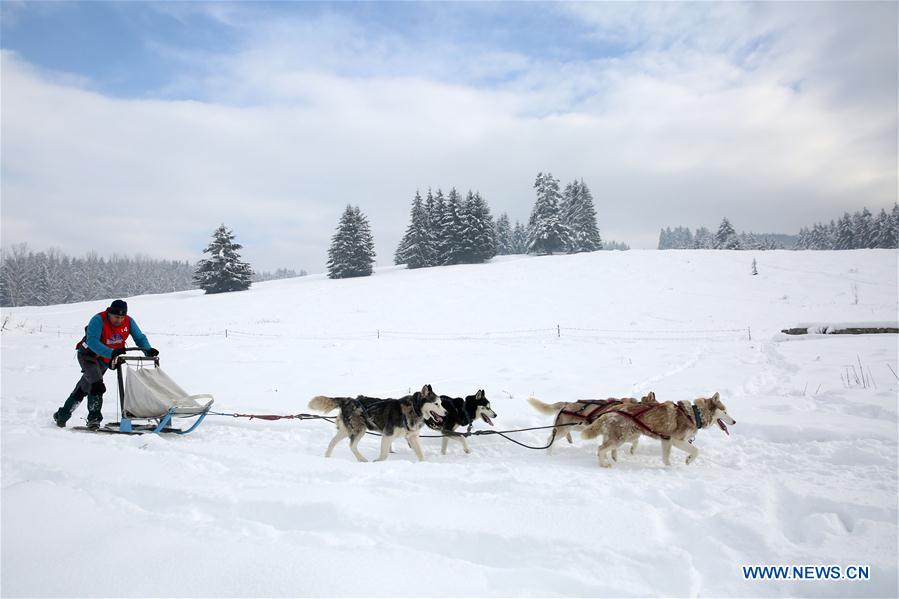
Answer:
[{"xmin": 1, "ymin": 1, "xmax": 896, "ymax": 272}]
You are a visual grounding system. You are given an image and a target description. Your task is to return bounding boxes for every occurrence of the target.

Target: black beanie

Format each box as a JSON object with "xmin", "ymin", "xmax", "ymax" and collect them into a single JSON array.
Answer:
[{"xmin": 107, "ymin": 300, "xmax": 128, "ymax": 316}]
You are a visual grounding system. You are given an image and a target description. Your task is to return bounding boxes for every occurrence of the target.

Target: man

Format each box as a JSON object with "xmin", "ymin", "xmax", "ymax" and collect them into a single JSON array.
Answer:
[{"xmin": 53, "ymin": 299, "xmax": 158, "ymax": 429}]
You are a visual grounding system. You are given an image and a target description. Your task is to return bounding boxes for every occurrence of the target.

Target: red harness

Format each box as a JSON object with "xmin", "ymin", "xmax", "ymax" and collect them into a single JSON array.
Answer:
[
  {"xmin": 561, "ymin": 400, "xmax": 698, "ymax": 441},
  {"xmin": 559, "ymin": 399, "xmax": 624, "ymax": 424}
]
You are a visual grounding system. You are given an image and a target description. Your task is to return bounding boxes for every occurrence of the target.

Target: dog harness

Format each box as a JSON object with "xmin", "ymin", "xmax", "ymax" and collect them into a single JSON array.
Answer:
[
  {"xmin": 560, "ymin": 399, "xmax": 624, "ymax": 424},
  {"xmin": 577, "ymin": 401, "xmax": 700, "ymax": 441}
]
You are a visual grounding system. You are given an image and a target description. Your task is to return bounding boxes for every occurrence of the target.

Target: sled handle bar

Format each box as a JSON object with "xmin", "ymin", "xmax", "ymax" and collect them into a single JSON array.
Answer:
[{"xmin": 111, "ymin": 347, "xmax": 159, "ymax": 368}]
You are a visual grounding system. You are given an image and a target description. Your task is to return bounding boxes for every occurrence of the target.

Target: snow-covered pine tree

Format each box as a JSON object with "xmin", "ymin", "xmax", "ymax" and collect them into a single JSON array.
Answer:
[
  {"xmin": 511, "ymin": 220, "xmax": 528, "ymax": 254},
  {"xmin": 658, "ymin": 227, "xmax": 671, "ymax": 250},
  {"xmin": 871, "ymin": 208, "xmax": 896, "ymax": 248},
  {"xmin": 327, "ymin": 206, "xmax": 376, "ymax": 279},
  {"xmin": 193, "ymin": 224, "xmax": 254, "ymax": 294},
  {"xmin": 891, "ymin": 204, "xmax": 899, "ymax": 247},
  {"xmin": 569, "ymin": 179, "xmax": 602, "ymax": 252},
  {"xmin": 834, "ymin": 213, "xmax": 855, "ymax": 250},
  {"xmin": 395, "ymin": 190, "xmax": 436, "ymax": 269},
  {"xmin": 428, "ymin": 189, "xmax": 447, "ymax": 265},
  {"xmin": 560, "ymin": 180, "xmax": 580, "ymax": 232},
  {"xmin": 463, "ymin": 191, "xmax": 497, "ymax": 263},
  {"xmin": 527, "ymin": 172, "xmax": 572, "ymax": 255},
  {"xmin": 715, "ymin": 218, "xmax": 740, "ymax": 249},
  {"xmin": 439, "ymin": 188, "xmax": 467, "ymax": 265},
  {"xmin": 495, "ymin": 213, "xmax": 512, "ymax": 255},
  {"xmin": 853, "ymin": 208, "xmax": 875, "ymax": 248},
  {"xmin": 741, "ymin": 232, "xmax": 762, "ymax": 250},
  {"xmin": 693, "ymin": 227, "xmax": 714, "ymax": 249}
]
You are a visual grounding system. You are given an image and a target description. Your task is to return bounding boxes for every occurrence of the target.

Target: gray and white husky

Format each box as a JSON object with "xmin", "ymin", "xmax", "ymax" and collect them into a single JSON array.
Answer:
[{"xmin": 308, "ymin": 384, "xmax": 446, "ymax": 462}]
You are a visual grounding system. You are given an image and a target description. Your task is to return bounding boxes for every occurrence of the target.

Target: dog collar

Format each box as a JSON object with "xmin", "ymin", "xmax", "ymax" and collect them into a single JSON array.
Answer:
[{"xmin": 692, "ymin": 405, "xmax": 703, "ymax": 429}]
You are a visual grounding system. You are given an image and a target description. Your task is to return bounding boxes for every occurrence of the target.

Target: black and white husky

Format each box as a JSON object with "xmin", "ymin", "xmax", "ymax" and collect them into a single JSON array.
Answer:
[
  {"xmin": 308, "ymin": 384, "xmax": 446, "ymax": 462},
  {"xmin": 424, "ymin": 390, "xmax": 497, "ymax": 454}
]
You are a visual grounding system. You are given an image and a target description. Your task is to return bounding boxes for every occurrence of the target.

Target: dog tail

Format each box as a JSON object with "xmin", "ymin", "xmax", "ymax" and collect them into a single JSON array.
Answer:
[
  {"xmin": 309, "ymin": 395, "xmax": 340, "ymax": 413},
  {"xmin": 527, "ymin": 396, "xmax": 567, "ymax": 415}
]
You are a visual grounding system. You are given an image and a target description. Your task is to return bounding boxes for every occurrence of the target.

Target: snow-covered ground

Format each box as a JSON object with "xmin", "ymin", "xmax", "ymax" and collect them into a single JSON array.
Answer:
[{"xmin": 2, "ymin": 249, "xmax": 897, "ymax": 598}]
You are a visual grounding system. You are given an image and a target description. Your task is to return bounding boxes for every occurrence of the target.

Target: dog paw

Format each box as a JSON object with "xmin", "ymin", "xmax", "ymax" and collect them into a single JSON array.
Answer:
[
  {"xmin": 464, "ymin": 448, "xmax": 471, "ymax": 454},
  {"xmin": 686, "ymin": 455, "xmax": 695, "ymax": 465}
]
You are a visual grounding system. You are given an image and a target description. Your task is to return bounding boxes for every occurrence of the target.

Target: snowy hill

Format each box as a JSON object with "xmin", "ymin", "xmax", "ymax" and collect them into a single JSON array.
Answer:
[{"xmin": 2, "ymin": 250, "xmax": 897, "ymax": 597}]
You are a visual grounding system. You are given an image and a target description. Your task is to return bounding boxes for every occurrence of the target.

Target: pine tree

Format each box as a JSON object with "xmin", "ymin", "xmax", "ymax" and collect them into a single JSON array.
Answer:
[
  {"xmin": 693, "ymin": 227, "xmax": 714, "ymax": 249},
  {"xmin": 427, "ymin": 189, "xmax": 446, "ymax": 266},
  {"xmin": 658, "ymin": 228, "xmax": 670, "ymax": 250},
  {"xmin": 461, "ymin": 191, "xmax": 496, "ymax": 263},
  {"xmin": 852, "ymin": 208, "xmax": 875, "ymax": 248},
  {"xmin": 395, "ymin": 191, "xmax": 436, "ymax": 269},
  {"xmin": 193, "ymin": 224, "xmax": 253, "ymax": 294},
  {"xmin": 495, "ymin": 213, "xmax": 512, "ymax": 255},
  {"xmin": 715, "ymin": 218, "xmax": 740, "ymax": 249},
  {"xmin": 834, "ymin": 213, "xmax": 855, "ymax": 250},
  {"xmin": 559, "ymin": 180, "xmax": 580, "ymax": 233},
  {"xmin": 568, "ymin": 179, "xmax": 602, "ymax": 252},
  {"xmin": 892, "ymin": 204, "xmax": 899, "ymax": 248},
  {"xmin": 327, "ymin": 206, "xmax": 376, "ymax": 279},
  {"xmin": 527, "ymin": 172, "xmax": 572, "ymax": 255},
  {"xmin": 439, "ymin": 188, "xmax": 467, "ymax": 265},
  {"xmin": 872, "ymin": 208, "xmax": 896, "ymax": 248},
  {"xmin": 511, "ymin": 221, "xmax": 528, "ymax": 254}
]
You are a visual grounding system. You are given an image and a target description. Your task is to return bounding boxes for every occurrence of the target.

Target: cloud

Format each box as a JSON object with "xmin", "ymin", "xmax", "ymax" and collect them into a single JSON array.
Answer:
[{"xmin": 1, "ymin": 2, "xmax": 896, "ymax": 271}]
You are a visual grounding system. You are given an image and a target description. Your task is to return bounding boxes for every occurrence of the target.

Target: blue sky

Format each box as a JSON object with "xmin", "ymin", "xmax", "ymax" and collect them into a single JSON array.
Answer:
[
  {"xmin": 1, "ymin": 1, "xmax": 896, "ymax": 271},
  {"xmin": 1, "ymin": 2, "xmax": 624, "ymax": 98}
]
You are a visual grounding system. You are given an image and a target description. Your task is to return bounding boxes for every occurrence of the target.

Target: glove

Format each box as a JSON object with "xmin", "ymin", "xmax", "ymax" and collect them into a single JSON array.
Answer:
[
  {"xmin": 109, "ymin": 347, "xmax": 126, "ymax": 369},
  {"xmin": 144, "ymin": 348, "xmax": 159, "ymax": 357}
]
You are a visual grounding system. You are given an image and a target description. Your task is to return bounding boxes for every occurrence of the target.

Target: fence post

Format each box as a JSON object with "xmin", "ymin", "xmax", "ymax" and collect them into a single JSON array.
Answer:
[
  {"xmin": 748, "ymin": 326, "xmax": 752, "ymax": 341},
  {"xmin": 557, "ymin": 324, "xmax": 561, "ymax": 338},
  {"xmin": 377, "ymin": 329, "xmax": 380, "ymax": 340},
  {"xmin": 225, "ymin": 328, "xmax": 228, "ymax": 338}
]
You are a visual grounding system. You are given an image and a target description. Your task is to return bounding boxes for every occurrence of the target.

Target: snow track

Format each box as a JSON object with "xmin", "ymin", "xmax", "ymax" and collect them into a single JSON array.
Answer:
[{"xmin": 2, "ymin": 250, "xmax": 897, "ymax": 597}]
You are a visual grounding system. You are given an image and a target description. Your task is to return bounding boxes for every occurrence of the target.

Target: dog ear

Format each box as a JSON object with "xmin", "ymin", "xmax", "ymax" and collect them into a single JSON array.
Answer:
[
  {"xmin": 422, "ymin": 384, "xmax": 432, "ymax": 396},
  {"xmin": 477, "ymin": 389, "xmax": 485, "ymax": 399}
]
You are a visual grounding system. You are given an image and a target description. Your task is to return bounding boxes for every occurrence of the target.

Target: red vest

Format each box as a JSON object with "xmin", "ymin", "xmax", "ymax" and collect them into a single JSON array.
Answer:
[{"xmin": 76, "ymin": 311, "xmax": 133, "ymax": 364}]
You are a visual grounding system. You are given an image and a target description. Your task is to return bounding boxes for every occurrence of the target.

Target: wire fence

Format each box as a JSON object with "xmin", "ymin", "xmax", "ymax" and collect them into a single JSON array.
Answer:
[{"xmin": 1, "ymin": 318, "xmax": 753, "ymax": 342}]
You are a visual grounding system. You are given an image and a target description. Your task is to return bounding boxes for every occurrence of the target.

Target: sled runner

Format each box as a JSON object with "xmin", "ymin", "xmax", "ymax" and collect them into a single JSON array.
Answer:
[{"xmin": 95, "ymin": 348, "xmax": 214, "ymax": 435}]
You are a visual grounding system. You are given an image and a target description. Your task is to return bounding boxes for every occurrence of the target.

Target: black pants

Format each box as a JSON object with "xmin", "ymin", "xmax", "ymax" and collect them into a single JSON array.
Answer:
[{"xmin": 59, "ymin": 351, "xmax": 109, "ymax": 422}]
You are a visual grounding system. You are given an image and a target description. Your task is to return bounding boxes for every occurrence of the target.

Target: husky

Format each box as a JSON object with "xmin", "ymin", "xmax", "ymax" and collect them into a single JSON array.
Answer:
[
  {"xmin": 422, "ymin": 390, "xmax": 497, "ymax": 454},
  {"xmin": 308, "ymin": 384, "xmax": 447, "ymax": 462},
  {"xmin": 581, "ymin": 392, "xmax": 736, "ymax": 467},
  {"xmin": 527, "ymin": 392, "xmax": 657, "ymax": 455}
]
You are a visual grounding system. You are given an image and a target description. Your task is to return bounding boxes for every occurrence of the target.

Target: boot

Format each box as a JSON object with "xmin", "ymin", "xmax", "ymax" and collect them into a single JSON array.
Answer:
[
  {"xmin": 53, "ymin": 391, "xmax": 85, "ymax": 428},
  {"xmin": 86, "ymin": 394, "xmax": 103, "ymax": 429}
]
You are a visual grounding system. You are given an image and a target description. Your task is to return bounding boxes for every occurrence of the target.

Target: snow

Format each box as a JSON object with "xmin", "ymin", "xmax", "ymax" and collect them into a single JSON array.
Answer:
[{"xmin": 2, "ymin": 249, "xmax": 897, "ymax": 597}]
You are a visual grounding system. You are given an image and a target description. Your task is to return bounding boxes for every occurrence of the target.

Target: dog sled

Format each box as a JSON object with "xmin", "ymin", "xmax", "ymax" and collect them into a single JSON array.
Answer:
[{"xmin": 94, "ymin": 347, "xmax": 214, "ymax": 435}]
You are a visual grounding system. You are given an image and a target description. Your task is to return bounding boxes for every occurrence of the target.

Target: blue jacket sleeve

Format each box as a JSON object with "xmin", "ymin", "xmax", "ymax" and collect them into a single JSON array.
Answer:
[
  {"xmin": 85, "ymin": 315, "xmax": 112, "ymax": 358},
  {"xmin": 129, "ymin": 318, "xmax": 151, "ymax": 350}
]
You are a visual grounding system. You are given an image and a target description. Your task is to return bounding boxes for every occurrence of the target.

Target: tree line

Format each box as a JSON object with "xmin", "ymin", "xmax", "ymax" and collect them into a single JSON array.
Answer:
[
  {"xmin": 659, "ymin": 205, "xmax": 898, "ymax": 250},
  {"xmin": 0, "ymin": 231, "xmax": 303, "ymax": 307},
  {"xmin": 326, "ymin": 172, "xmax": 607, "ymax": 278},
  {"xmin": 1, "ymin": 244, "xmax": 196, "ymax": 307},
  {"xmin": 658, "ymin": 219, "xmax": 792, "ymax": 250},
  {"xmin": 795, "ymin": 205, "xmax": 899, "ymax": 250}
]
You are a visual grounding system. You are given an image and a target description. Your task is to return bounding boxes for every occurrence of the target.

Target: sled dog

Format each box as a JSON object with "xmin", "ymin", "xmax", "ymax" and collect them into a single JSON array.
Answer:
[
  {"xmin": 422, "ymin": 390, "xmax": 497, "ymax": 454},
  {"xmin": 308, "ymin": 384, "xmax": 446, "ymax": 462},
  {"xmin": 581, "ymin": 392, "xmax": 736, "ymax": 467},
  {"xmin": 527, "ymin": 392, "xmax": 657, "ymax": 455}
]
